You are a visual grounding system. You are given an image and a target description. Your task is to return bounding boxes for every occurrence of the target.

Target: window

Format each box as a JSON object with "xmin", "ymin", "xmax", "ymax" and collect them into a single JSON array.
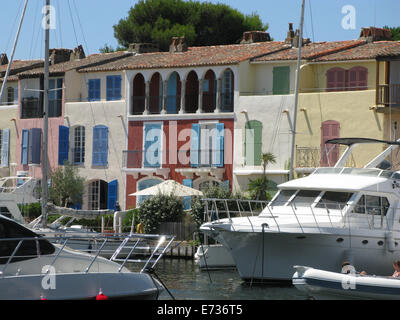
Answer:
[
  {"xmin": 273, "ymin": 66, "xmax": 290, "ymax": 95},
  {"xmin": 291, "ymin": 190, "xmax": 321, "ymax": 207},
  {"xmin": 270, "ymin": 190, "xmax": 297, "ymax": 206},
  {"xmin": 143, "ymin": 123, "xmax": 162, "ymax": 168},
  {"xmin": 92, "ymin": 125, "xmax": 108, "ymax": 166},
  {"xmin": 6, "ymin": 86, "xmax": 17, "ymax": 105},
  {"xmin": 221, "ymin": 69, "xmax": 234, "ymax": 111},
  {"xmin": 190, "ymin": 122, "xmax": 224, "ymax": 168},
  {"xmin": 316, "ymin": 191, "xmax": 353, "ymax": 210},
  {"xmin": 106, "ymin": 75, "xmax": 122, "ymax": 101},
  {"xmin": 0, "ymin": 129, "xmax": 10, "ymax": 167},
  {"xmin": 326, "ymin": 66, "xmax": 368, "ymax": 92},
  {"xmin": 88, "ymin": 180, "xmax": 108, "ymax": 210},
  {"xmin": 73, "ymin": 126, "xmax": 85, "ymax": 164},
  {"xmin": 48, "ymin": 78, "xmax": 63, "ymax": 117},
  {"xmin": 0, "ymin": 217, "xmax": 55, "ymax": 264},
  {"xmin": 353, "ymin": 195, "xmax": 390, "ymax": 216},
  {"xmin": 88, "ymin": 79, "xmax": 101, "ymax": 101},
  {"xmin": 245, "ymin": 120, "xmax": 262, "ymax": 166}
]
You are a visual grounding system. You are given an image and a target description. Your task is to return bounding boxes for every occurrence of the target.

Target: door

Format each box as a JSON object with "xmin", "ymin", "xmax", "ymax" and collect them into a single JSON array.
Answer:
[{"xmin": 320, "ymin": 120, "xmax": 340, "ymax": 167}]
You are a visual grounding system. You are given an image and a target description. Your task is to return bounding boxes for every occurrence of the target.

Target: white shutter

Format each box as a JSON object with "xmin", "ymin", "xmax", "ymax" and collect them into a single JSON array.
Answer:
[{"xmin": 1, "ymin": 128, "xmax": 10, "ymax": 167}]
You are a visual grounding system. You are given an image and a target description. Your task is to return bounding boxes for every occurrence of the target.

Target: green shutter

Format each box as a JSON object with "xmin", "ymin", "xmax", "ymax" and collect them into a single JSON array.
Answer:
[
  {"xmin": 245, "ymin": 120, "xmax": 262, "ymax": 165},
  {"xmin": 273, "ymin": 66, "xmax": 290, "ymax": 95}
]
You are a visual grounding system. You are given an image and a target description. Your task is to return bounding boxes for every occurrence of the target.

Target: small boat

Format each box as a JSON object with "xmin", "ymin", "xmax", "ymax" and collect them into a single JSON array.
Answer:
[
  {"xmin": 0, "ymin": 214, "xmax": 173, "ymax": 300},
  {"xmin": 195, "ymin": 244, "xmax": 236, "ymax": 270},
  {"xmin": 292, "ymin": 265, "xmax": 400, "ymax": 300}
]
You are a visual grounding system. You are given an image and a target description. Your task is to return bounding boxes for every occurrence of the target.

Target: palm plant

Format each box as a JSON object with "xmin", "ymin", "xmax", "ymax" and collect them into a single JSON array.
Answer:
[{"xmin": 248, "ymin": 152, "xmax": 277, "ymax": 200}]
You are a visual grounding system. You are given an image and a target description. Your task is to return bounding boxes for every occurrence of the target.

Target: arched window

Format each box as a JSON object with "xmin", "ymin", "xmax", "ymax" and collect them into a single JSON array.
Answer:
[
  {"xmin": 149, "ymin": 72, "xmax": 162, "ymax": 114},
  {"xmin": 203, "ymin": 70, "xmax": 216, "ymax": 113},
  {"xmin": 132, "ymin": 74, "xmax": 145, "ymax": 115},
  {"xmin": 166, "ymin": 72, "xmax": 181, "ymax": 114},
  {"xmin": 326, "ymin": 67, "xmax": 346, "ymax": 91},
  {"xmin": 137, "ymin": 178, "xmax": 163, "ymax": 205},
  {"xmin": 348, "ymin": 66, "xmax": 368, "ymax": 91},
  {"xmin": 245, "ymin": 120, "xmax": 262, "ymax": 165},
  {"xmin": 185, "ymin": 71, "xmax": 199, "ymax": 113}
]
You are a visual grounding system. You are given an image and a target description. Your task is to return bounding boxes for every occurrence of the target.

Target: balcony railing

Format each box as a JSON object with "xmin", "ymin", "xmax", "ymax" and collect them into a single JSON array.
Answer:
[
  {"xmin": 377, "ymin": 84, "xmax": 400, "ymax": 106},
  {"xmin": 122, "ymin": 149, "xmax": 224, "ymax": 169},
  {"xmin": 296, "ymin": 146, "xmax": 355, "ymax": 168}
]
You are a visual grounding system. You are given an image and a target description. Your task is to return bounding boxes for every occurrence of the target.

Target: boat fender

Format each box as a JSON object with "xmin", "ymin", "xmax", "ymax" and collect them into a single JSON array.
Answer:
[
  {"xmin": 385, "ymin": 231, "xmax": 395, "ymax": 253},
  {"xmin": 96, "ymin": 289, "xmax": 108, "ymax": 300}
]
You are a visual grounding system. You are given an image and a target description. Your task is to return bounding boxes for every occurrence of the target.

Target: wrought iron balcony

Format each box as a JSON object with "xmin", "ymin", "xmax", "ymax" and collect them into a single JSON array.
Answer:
[{"xmin": 296, "ymin": 146, "xmax": 356, "ymax": 168}]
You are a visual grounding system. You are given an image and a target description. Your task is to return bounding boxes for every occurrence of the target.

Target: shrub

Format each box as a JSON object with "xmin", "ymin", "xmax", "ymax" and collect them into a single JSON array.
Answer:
[{"xmin": 137, "ymin": 193, "xmax": 184, "ymax": 233}]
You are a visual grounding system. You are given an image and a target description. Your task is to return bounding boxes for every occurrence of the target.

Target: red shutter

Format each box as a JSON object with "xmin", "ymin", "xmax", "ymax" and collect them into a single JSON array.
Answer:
[
  {"xmin": 320, "ymin": 120, "xmax": 340, "ymax": 167},
  {"xmin": 326, "ymin": 68, "xmax": 346, "ymax": 92},
  {"xmin": 348, "ymin": 66, "xmax": 368, "ymax": 91}
]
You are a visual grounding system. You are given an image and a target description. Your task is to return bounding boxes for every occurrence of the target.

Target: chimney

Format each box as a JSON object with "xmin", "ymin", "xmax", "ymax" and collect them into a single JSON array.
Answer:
[
  {"xmin": 359, "ymin": 27, "xmax": 392, "ymax": 42},
  {"xmin": 50, "ymin": 48, "xmax": 73, "ymax": 65},
  {"xmin": 169, "ymin": 36, "xmax": 188, "ymax": 53},
  {"xmin": 240, "ymin": 31, "xmax": 271, "ymax": 44},
  {"xmin": 0, "ymin": 53, "xmax": 8, "ymax": 65},
  {"xmin": 128, "ymin": 43, "xmax": 159, "ymax": 53},
  {"xmin": 70, "ymin": 45, "xmax": 86, "ymax": 61},
  {"xmin": 285, "ymin": 23, "xmax": 310, "ymax": 48}
]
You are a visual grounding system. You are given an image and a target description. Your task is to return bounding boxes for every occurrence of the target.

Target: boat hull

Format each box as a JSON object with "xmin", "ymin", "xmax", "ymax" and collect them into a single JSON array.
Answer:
[
  {"xmin": 195, "ymin": 244, "xmax": 236, "ymax": 270},
  {"xmin": 212, "ymin": 229, "xmax": 398, "ymax": 282},
  {"xmin": 0, "ymin": 272, "xmax": 163, "ymax": 300},
  {"xmin": 293, "ymin": 266, "xmax": 400, "ymax": 300}
]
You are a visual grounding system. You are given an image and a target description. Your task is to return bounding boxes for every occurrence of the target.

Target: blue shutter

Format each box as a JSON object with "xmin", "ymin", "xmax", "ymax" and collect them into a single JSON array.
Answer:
[
  {"xmin": 107, "ymin": 179, "xmax": 118, "ymax": 210},
  {"xmin": 190, "ymin": 123, "xmax": 200, "ymax": 167},
  {"xmin": 114, "ymin": 76, "xmax": 122, "ymax": 100},
  {"xmin": 92, "ymin": 125, "xmax": 108, "ymax": 166},
  {"xmin": 58, "ymin": 125, "xmax": 69, "ymax": 165},
  {"xmin": 30, "ymin": 128, "xmax": 42, "ymax": 164},
  {"xmin": 106, "ymin": 75, "xmax": 121, "ymax": 101},
  {"xmin": 1, "ymin": 129, "xmax": 10, "ymax": 167},
  {"xmin": 21, "ymin": 129, "xmax": 29, "ymax": 165},
  {"xmin": 213, "ymin": 123, "xmax": 224, "ymax": 167},
  {"xmin": 182, "ymin": 179, "xmax": 193, "ymax": 210},
  {"xmin": 143, "ymin": 123, "xmax": 162, "ymax": 168},
  {"xmin": 88, "ymin": 79, "xmax": 100, "ymax": 101}
]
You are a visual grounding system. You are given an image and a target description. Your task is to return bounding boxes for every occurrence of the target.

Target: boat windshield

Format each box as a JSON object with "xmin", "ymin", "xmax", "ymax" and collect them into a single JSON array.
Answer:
[
  {"xmin": 270, "ymin": 190, "xmax": 297, "ymax": 206},
  {"xmin": 291, "ymin": 190, "xmax": 321, "ymax": 207},
  {"xmin": 315, "ymin": 191, "xmax": 353, "ymax": 210}
]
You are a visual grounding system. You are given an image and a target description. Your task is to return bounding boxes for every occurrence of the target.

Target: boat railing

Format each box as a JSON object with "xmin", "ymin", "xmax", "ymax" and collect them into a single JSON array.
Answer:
[
  {"xmin": 201, "ymin": 198, "xmax": 397, "ymax": 233},
  {"xmin": 0, "ymin": 233, "xmax": 175, "ymax": 278}
]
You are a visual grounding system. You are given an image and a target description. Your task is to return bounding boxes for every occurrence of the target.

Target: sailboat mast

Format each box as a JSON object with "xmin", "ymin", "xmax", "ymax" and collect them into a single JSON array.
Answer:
[
  {"xmin": 289, "ymin": 0, "xmax": 305, "ymax": 180},
  {"xmin": 41, "ymin": 0, "xmax": 50, "ymax": 226},
  {"xmin": 0, "ymin": 0, "xmax": 29, "ymax": 103}
]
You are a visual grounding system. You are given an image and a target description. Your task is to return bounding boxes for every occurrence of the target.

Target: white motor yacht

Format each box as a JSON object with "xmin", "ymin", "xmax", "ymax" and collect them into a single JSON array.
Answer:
[
  {"xmin": 0, "ymin": 214, "xmax": 169, "ymax": 300},
  {"xmin": 200, "ymin": 138, "xmax": 400, "ymax": 282}
]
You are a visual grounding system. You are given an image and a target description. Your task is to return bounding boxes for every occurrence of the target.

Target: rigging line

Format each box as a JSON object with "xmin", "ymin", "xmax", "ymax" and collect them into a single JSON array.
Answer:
[
  {"xmin": 72, "ymin": 0, "xmax": 90, "ymax": 53},
  {"xmin": 56, "ymin": 0, "xmax": 63, "ymax": 48},
  {"xmin": 67, "ymin": 0, "xmax": 80, "ymax": 47},
  {"xmin": 28, "ymin": 0, "xmax": 40, "ymax": 60},
  {"xmin": 3, "ymin": 0, "xmax": 24, "ymax": 55}
]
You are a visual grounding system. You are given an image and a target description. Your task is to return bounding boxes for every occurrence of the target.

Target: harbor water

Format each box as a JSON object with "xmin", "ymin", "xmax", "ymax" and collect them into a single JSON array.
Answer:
[{"xmin": 127, "ymin": 258, "xmax": 308, "ymax": 300}]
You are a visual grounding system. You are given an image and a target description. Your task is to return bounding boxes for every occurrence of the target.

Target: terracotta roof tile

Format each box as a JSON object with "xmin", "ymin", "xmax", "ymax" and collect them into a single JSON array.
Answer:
[
  {"xmin": 252, "ymin": 40, "xmax": 366, "ymax": 62},
  {"xmin": 311, "ymin": 41, "xmax": 400, "ymax": 62},
  {"xmin": 17, "ymin": 51, "xmax": 133, "ymax": 77},
  {"xmin": 77, "ymin": 42, "xmax": 290, "ymax": 72}
]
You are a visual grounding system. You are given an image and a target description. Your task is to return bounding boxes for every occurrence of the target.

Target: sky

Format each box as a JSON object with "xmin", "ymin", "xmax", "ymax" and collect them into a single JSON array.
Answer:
[{"xmin": 1, "ymin": 0, "xmax": 399, "ymax": 61}]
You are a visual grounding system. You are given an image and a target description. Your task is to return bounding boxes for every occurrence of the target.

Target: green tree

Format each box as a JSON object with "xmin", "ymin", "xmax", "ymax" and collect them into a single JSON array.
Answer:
[
  {"xmin": 48, "ymin": 162, "xmax": 85, "ymax": 207},
  {"xmin": 248, "ymin": 152, "xmax": 277, "ymax": 200},
  {"xmin": 113, "ymin": 0, "xmax": 268, "ymax": 52},
  {"xmin": 383, "ymin": 26, "xmax": 400, "ymax": 41}
]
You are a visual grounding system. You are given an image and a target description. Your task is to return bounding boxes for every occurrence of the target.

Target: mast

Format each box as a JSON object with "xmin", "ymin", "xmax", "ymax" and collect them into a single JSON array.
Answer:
[
  {"xmin": 289, "ymin": 0, "xmax": 305, "ymax": 180},
  {"xmin": 41, "ymin": 0, "xmax": 50, "ymax": 226},
  {"xmin": 0, "ymin": 0, "xmax": 29, "ymax": 102}
]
